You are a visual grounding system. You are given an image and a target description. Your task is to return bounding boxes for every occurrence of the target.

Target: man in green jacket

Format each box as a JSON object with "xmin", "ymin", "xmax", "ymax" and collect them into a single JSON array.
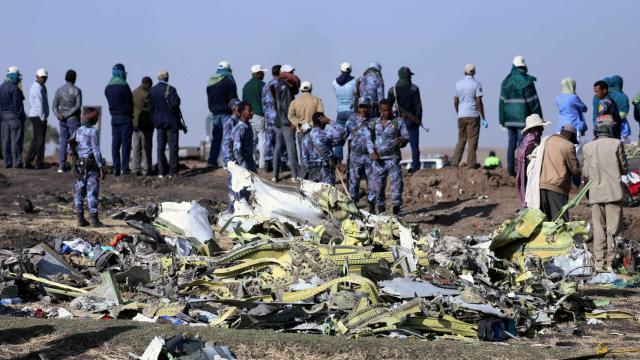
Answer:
[
  {"xmin": 242, "ymin": 65, "xmax": 267, "ymax": 169},
  {"xmin": 499, "ymin": 55, "xmax": 542, "ymax": 177}
]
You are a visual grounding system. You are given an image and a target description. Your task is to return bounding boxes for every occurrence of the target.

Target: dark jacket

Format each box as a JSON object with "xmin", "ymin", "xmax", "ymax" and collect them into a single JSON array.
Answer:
[
  {"xmin": 206, "ymin": 76, "xmax": 237, "ymax": 115},
  {"xmin": 387, "ymin": 84, "xmax": 422, "ymax": 126},
  {"xmin": 499, "ymin": 66, "xmax": 542, "ymax": 128},
  {"xmin": 149, "ymin": 81, "xmax": 181, "ymax": 130},
  {"xmin": 132, "ymin": 85, "xmax": 152, "ymax": 130},
  {"xmin": 0, "ymin": 81, "xmax": 25, "ymax": 118},
  {"xmin": 104, "ymin": 83, "xmax": 133, "ymax": 119}
]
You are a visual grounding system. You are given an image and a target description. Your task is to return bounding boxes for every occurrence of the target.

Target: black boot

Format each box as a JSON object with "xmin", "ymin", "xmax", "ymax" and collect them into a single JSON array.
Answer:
[
  {"xmin": 368, "ymin": 202, "xmax": 376, "ymax": 214},
  {"xmin": 90, "ymin": 213, "xmax": 104, "ymax": 227},
  {"xmin": 377, "ymin": 206, "xmax": 386, "ymax": 214},
  {"xmin": 392, "ymin": 205, "xmax": 400, "ymax": 215},
  {"xmin": 265, "ymin": 162, "xmax": 273, "ymax": 173},
  {"xmin": 77, "ymin": 213, "xmax": 89, "ymax": 227}
]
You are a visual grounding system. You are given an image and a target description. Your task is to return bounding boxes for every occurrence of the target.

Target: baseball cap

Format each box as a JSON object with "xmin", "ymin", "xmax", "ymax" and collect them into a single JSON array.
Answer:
[
  {"xmin": 36, "ymin": 68, "xmax": 48, "ymax": 77},
  {"xmin": 7, "ymin": 66, "xmax": 19, "ymax": 74},
  {"xmin": 300, "ymin": 81, "xmax": 312, "ymax": 91},
  {"xmin": 281, "ymin": 64, "xmax": 294, "ymax": 73},
  {"xmin": 513, "ymin": 55, "xmax": 525, "ymax": 67},
  {"xmin": 464, "ymin": 64, "xmax": 475, "ymax": 74},
  {"xmin": 157, "ymin": 70, "xmax": 169, "ymax": 79},
  {"xmin": 113, "ymin": 63, "xmax": 126, "ymax": 72},
  {"xmin": 250, "ymin": 64, "xmax": 267, "ymax": 74},
  {"xmin": 340, "ymin": 62, "xmax": 352, "ymax": 72},
  {"xmin": 218, "ymin": 61, "xmax": 231, "ymax": 70}
]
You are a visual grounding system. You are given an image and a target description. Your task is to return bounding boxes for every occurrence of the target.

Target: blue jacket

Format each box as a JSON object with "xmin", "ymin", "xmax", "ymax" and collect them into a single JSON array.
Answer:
[
  {"xmin": 555, "ymin": 93, "xmax": 587, "ymax": 133},
  {"xmin": 104, "ymin": 83, "xmax": 133, "ymax": 119},
  {"xmin": 0, "ymin": 80, "xmax": 25, "ymax": 117},
  {"xmin": 149, "ymin": 81, "xmax": 181, "ymax": 130},
  {"xmin": 333, "ymin": 78, "xmax": 357, "ymax": 113},
  {"xmin": 207, "ymin": 76, "xmax": 237, "ymax": 115}
]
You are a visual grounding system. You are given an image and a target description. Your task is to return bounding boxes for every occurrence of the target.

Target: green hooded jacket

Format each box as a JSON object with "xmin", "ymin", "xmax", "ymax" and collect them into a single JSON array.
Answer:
[{"xmin": 499, "ymin": 66, "xmax": 542, "ymax": 128}]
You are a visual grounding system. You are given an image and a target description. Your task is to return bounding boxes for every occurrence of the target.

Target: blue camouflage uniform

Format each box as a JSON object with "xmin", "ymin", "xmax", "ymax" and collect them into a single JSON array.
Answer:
[
  {"xmin": 261, "ymin": 79, "xmax": 278, "ymax": 163},
  {"xmin": 370, "ymin": 117, "xmax": 409, "ymax": 208},
  {"xmin": 358, "ymin": 71, "xmax": 384, "ymax": 117},
  {"xmin": 72, "ymin": 124, "xmax": 103, "ymax": 215},
  {"xmin": 223, "ymin": 114, "xmax": 239, "ymax": 211},
  {"xmin": 230, "ymin": 120, "xmax": 256, "ymax": 208},
  {"xmin": 302, "ymin": 124, "xmax": 346, "ymax": 184},
  {"xmin": 346, "ymin": 113, "xmax": 375, "ymax": 203}
]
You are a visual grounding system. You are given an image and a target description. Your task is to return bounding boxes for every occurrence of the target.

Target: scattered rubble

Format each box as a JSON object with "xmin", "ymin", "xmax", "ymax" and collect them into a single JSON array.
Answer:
[{"xmin": 0, "ymin": 162, "xmax": 639, "ymax": 355}]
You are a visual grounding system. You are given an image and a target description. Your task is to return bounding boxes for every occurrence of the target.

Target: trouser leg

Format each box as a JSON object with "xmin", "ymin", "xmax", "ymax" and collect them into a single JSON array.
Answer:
[
  {"xmin": 38, "ymin": 120, "xmax": 47, "ymax": 167},
  {"xmin": 1, "ymin": 120, "xmax": 12, "ymax": 168},
  {"xmin": 111, "ymin": 124, "xmax": 122, "ymax": 174},
  {"xmin": 86, "ymin": 171, "xmax": 100, "ymax": 214},
  {"xmin": 374, "ymin": 161, "xmax": 389, "ymax": 208},
  {"xmin": 208, "ymin": 115, "xmax": 223, "ymax": 166},
  {"xmin": 121, "ymin": 122, "xmax": 133, "ymax": 173},
  {"xmin": 273, "ymin": 127, "xmax": 284, "ymax": 179},
  {"xmin": 592, "ymin": 203, "xmax": 606, "ymax": 270},
  {"xmin": 168, "ymin": 129, "xmax": 179, "ymax": 175},
  {"xmin": 157, "ymin": 129, "xmax": 168, "ymax": 176},
  {"xmin": 130, "ymin": 130, "xmax": 142, "ymax": 173},
  {"xmin": 540, "ymin": 189, "xmax": 568, "ymax": 221},
  {"xmin": 507, "ymin": 127, "xmax": 517, "ymax": 176},
  {"xmin": 389, "ymin": 160, "xmax": 404, "ymax": 206},
  {"xmin": 7, "ymin": 117, "xmax": 23, "ymax": 168},
  {"xmin": 282, "ymin": 126, "xmax": 299, "ymax": 178},
  {"xmin": 452, "ymin": 118, "xmax": 468, "ymax": 166},
  {"xmin": 466, "ymin": 117, "xmax": 480, "ymax": 167},
  {"xmin": 348, "ymin": 161, "xmax": 363, "ymax": 202},
  {"xmin": 407, "ymin": 126, "xmax": 420, "ymax": 171},
  {"xmin": 605, "ymin": 203, "xmax": 623, "ymax": 268},
  {"xmin": 25, "ymin": 117, "xmax": 40, "ymax": 165},
  {"xmin": 296, "ymin": 132, "xmax": 306, "ymax": 178},
  {"xmin": 143, "ymin": 128, "xmax": 154, "ymax": 174},
  {"xmin": 74, "ymin": 177, "xmax": 87, "ymax": 215}
]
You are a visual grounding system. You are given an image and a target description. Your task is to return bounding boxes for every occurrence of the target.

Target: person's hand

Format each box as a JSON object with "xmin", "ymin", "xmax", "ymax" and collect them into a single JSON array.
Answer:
[
  {"xmin": 481, "ymin": 118, "xmax": 489, "ymax": 128},
  {"xmin": 99, "ymin": 168, "xmax": 105, "ymax": 181},
  {"xmin": 57, "ymin": 113, "xmax": 65, "ymax": 121},
  {"xmin": 500, "ymin": 126, "xmax": 507, "ymax": 132},
  {"xmin": 291, "ymin": 123, "xmax": 297, "ymax": 131},
  {"xmin": 371, "ymin": 152, "xmax": 379, "ymax": 161},
  {"xmin": 395, "ymin": 137, "xmax": 407, "ymax": 146}
]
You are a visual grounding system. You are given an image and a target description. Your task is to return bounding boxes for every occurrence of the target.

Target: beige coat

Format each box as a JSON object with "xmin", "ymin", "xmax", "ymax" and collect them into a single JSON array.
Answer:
[
  {"xmin": 539, "ymin": 134, "xmax": 581, "ymax": 195},
  {"xmin": 287, "ymin": 92, "xmax": 324, "ymax": 131},
  {"xmin": 582, "ymin": 137, "xmax": 627, "ymax": 204}
]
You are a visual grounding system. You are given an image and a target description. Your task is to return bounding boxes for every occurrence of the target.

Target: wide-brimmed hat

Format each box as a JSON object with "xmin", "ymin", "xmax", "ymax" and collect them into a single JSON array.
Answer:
[{"xmin": 521, "ymin": 114, "xmax": 550, "ymax": 134}]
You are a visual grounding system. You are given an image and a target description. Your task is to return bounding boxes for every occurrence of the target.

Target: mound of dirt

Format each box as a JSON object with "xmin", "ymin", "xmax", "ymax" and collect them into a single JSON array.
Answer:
[{"xmin": 404, "ymin": 167, "xmax": 515, "ymax": 206}]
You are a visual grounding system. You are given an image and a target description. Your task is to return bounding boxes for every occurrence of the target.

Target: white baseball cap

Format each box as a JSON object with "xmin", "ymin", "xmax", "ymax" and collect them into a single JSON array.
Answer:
[
  {"xmin": 218, "ymin": 61, "xmax": 231, "ymax": 70},
  {"xmin": 250, "ymin": 64, "xmax": 267, "ymax": 74},
  {"xmin": 300, "ymin": 81, "xmax": 312, "ymax": 91},
  {"xmin": 7, "ymin": 66, "xmax": 19, "ymax": 74},
  {"xmin": 36, "ymin": 68, "xmax": 48, "ymax": 77},
  {"xmin": 340, "ymin": 62, "xmax": 352, "ymax": 72},
  {"xmin": 464, "ymin": 64, "xmax": 475, "ymax": 74},
  {"xmin": 281, "ymin": 64, "xmax": 294, "ymax": 73},
  {"xmin": 157, "ymin": 70, "xmax": 169, "ymax": 79},
  {"xmin": 512, "ymin": 55, "xmax": 525, "ymax": 67}
]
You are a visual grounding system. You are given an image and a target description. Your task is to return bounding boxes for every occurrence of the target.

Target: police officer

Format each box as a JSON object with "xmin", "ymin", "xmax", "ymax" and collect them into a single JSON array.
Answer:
[
  {"xmin": 149, "ymin": 70, "xmax": 185, "ymax": 178},
  {"xmin": 302, "ymin": 112, "xmax": 346, "ymax": 185},
  {"xmin": 231, "ymin": 101, "xmax": 257, "ymax": 207},
  {"xmin": 261, "ymin": 65, "xmax": 281, "ymax": 172},
  {"xmin": 223, "ymin": 98, "xmax": 241, "ymax": 211},
  {"xmin": 358, "ymin": 62, "xmax": 384, "ymax": 118},
  {"xmin": 371, "ymin": 99, "xmax": 409, "ymax": 215},
  {"xmin": 69, "ymin": 107, "xmax": 105, "ymax": 227},
  {"xmin": 346, "ymin": 98, "xmax": 376, "ymax": 212},
  {"xmin": 387, "ymin": 67, "xmax": 422, "ymax": 174},
  {"xmin": 0, "ymin": 66, "xmax": 26, "ymax": 169}
]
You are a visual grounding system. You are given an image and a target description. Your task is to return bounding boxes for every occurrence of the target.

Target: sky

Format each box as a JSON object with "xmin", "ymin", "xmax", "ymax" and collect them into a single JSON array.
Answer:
[{"xmin": 3, "ymin": 0, "xmax": 640, "ymax": 160}]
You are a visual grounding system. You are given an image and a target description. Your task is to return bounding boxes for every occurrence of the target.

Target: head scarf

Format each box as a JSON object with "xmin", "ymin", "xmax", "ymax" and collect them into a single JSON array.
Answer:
[
  {"xmin": 109, "ymin": 69, "xmax": 128, "ymax": 85},
  {"xmin": 396, "ymin": 67, "xmax": 413, "ymax": 87},
  {"xmin": 208, "ymin": 68, "xmax": 233, "ymax": 87},
  {"xmin": 516, "ymin": 127, "xmax": 543, "ymax": 206},
  {"xmin": 336, "ymin": 71, "xmax": 354, "ymax": 86},
  {"xmin": 561, "ymin": 77, "xmax": 576, "ymax": 94}
]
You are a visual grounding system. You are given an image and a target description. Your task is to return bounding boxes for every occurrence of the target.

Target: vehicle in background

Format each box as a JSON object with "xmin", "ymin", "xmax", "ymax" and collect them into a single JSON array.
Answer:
[{"xmin": 400, "ymin": 154, "xmax": 448, "ymax": 170}]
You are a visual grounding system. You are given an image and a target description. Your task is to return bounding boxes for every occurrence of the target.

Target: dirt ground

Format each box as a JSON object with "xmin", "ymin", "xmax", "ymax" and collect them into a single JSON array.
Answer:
[{"xmin": 1, "ymin": 162, "xmax": 640, "ymax": 359}]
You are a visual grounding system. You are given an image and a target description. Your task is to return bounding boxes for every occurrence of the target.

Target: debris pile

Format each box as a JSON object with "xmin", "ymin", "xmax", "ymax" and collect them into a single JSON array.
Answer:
[{"xmin": 0, "ymin": 163, "xmax": 638, "ymax": 344}]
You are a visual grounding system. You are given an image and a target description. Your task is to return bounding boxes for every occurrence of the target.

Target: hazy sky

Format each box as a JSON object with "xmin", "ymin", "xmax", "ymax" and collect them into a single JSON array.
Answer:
[{"xmin": 4, "ymin": 0, "xmax": 640, "ymax": 160}]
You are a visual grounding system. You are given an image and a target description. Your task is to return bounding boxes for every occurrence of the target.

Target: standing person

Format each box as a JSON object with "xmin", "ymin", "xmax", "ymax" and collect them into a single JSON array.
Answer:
[
  {"xmin": 231, "ymin": 102, "xmax": 257, "ymax": 204},
  {"xmin": 346, "ymin": 98, "xmax": 376, "ymax": 212},
  {"xmin": 25, "ymin": 68, "xmax": 49, "ymax": 169},
  {"xmin": 582, "ymin": 123, "xmax": 627, "ymax": 273},
  {"xmin": 52, "ymin": 69, "xmax": 82, "ymax": 173},
  {"xmin": 516, "ymin": 114, "xmax": 549, "ymax": 206},
  {"xmin": 538, "ymin": 125, "xmax": 581, "ymax": 221},
  {"xmin": 358, "ymin": 62, "xmax": 384, "ymax": 117},
  {"xmin": 370, "ymin": 99, "xmax": 409, "ymax": 215},
  {"xmin": 593, "ymin": 80, "xmax": 621, "ymax": 138},
  {"xmin": 452, "ymin": 64, "xmax": 486, "ymax": 168},
  {"xmin": 279, "ymin": 64, "xmax": 300, "ymax": 97},
  {"xmin": 388, "ymin": 66, "xmax": 423, "ymax": 173},
  {"xmin": 149, "ymin": 70, "xmax": 184, "ymax": 178},
  {"xmin": 607, "ymin": 75, "xmax": 631, "ymax": 141},
  {"xmin": 104, "ymin": 63, "xmax": 133, "ymax": 176},
  {"xmin": 261, "ymin": 65, "xmax": 281, "ymax": 172},
  {"xmin": 288, "ymin": 81, "xmax": 324, "ymax": 178},
  {"xmin": 302, "ymin": 112, "xmax": 346, "ymax": 185},
  {"xmin": 130, "ymin": 77, "xmax": 153, "ymax": 176},
  {"xmin": 499, "ymin": 55, "xmax": 542, "ymax": 176},
  {"xmin": 271, "ymin": 72, "xmax": 299, "ymax": 182},
  {"xmin": 556, "ymin": 77, "xmax": 588, "ymax": 153},
  {"xmin": 332, "ymin": 62, "xmax": 357, "ymax": 162},
  {"xmin": 69, "ymin": 107, "xmax": 105, "ymax": 227},
  {"xmin": 223, "ymin": 99, "xmax": 242, "ymax": 211},
  {"xmin": 0, "ymin": 66, "xmax": 26, "ymax": 169},
  {"xmin": 242, "ymin": 65, "xmax": 267, "ymax": 169},
  {"xmin": 207, "ymin": 61, "xmax": 237, "ymax": 168},
  {"xmin": 483, "ymin": 151, "xmax": 501, "ymax": 169}
]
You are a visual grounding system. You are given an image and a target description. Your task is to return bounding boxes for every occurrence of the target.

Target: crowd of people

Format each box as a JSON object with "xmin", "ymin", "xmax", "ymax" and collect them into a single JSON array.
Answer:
[{"xmin": 0, "ymin": 56, "xmax": 638, "ymax": 271}]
